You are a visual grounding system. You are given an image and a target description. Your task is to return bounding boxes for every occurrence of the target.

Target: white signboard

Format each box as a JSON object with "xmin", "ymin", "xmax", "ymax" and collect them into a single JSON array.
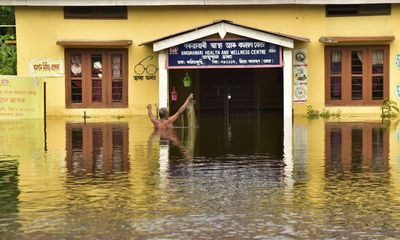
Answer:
[
  {"xmin": 29, "ymin": 58, "xmax": 64, "ymax": 77},
  {"xmin": 294, "ymin": 84, "xmax": 307, "ymax": 103},
  {"xmin": 293, "ymin": 49, "xmax": 308, "ymax": 103}
]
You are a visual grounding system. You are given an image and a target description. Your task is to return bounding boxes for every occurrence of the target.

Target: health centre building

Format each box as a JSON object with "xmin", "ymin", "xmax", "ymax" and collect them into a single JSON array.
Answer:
[{"xmin": 3, "ymin": 0, "xmax": 400, "ymax": 120}]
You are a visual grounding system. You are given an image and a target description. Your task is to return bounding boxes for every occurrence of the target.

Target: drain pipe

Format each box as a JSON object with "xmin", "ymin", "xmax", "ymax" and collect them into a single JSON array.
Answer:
[{"xmin": 43, "ymin": 82, "xmax": 47, "ymax": 152}]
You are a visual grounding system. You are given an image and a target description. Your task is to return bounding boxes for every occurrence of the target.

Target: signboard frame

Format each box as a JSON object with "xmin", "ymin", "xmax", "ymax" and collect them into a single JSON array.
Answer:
[
  {"xmin": 167, "ymin": 38, "xmax": 283, "ymax": 69},
  {"xmin": 0, "ymin": 76, "xmax": 44, "ymax": 119}
]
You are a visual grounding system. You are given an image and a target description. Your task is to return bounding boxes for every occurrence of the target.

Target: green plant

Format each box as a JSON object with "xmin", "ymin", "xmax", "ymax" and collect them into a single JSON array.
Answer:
[
  {"xmin": 320, "ymin": 108, "xmax": 331, "ymax": 119},
  {"xmin": 0, "ymin": 35, "xmax": 16, "ymax": 75},
  {"xmin": 307, "ymin": 105, "xmax": 320, "ymax": 119},
  {"xmin": 0, "ymin": 7, "xmax": 16, "ymax": 75},
  {"xmin": 307, "ymin": 105, "xmax": 341, "ymax": 120},
  {"xmin": 0, "ymin": 7, "xmax": 15, "ymax": 36},
  {"xmin": 381, "ymin": 98, "xmax": 399, "ymax": 120},
  {"xmin": 333, "ymin": 109, "xmax": 341, "ymax": 118}
]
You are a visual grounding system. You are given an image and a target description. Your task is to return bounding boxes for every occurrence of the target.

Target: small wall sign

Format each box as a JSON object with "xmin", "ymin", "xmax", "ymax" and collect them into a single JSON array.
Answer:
[
  {"xmin": 294, "ymin": 65, "xmax": 307, "ymax": 83},
  {"xmin": 293, "ymin": 49, "xmax": 308, "ymax": 103},
  {"xmin": 29, "ymin": 58, "xmax": 64, "ymax": 77},
  {"xmin": 396, "ymin": 53, "xmax": 400, "ymax": 70},
  {"xmin": 134, "ymin": 55, "xmax": 158, "ymax": 81},
  {"xmin": 397, "ymin": 82, "xmax": 400, "ymax": 99},
  {"xmin": 294, "ymin": 84, "xmax": 307, "ymax": 103},
  {"xmin": 294, "ymin": 49, "xmax": 307, "ymax": 66}
]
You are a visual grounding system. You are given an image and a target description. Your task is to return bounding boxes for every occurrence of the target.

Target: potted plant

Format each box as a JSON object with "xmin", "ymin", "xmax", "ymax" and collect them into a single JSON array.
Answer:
[{"xmin": 183, "ymin": 72, "xmax": 192, "ymax": 87}]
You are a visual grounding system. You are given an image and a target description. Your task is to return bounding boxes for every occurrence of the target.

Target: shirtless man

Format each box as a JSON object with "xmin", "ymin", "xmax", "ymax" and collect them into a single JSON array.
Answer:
[{"xmin": 147, "ymin": 93, "xmax": 194, "ymax": 129}]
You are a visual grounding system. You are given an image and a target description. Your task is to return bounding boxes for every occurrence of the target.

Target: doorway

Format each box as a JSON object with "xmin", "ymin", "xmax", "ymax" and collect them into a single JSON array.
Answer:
[{"xmin": 169, "ymin": 68, "xmax": 283, "ymax": 116}]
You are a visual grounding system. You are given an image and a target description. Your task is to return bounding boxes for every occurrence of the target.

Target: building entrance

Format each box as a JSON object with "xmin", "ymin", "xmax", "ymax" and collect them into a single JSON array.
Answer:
[
  {"xmin": 199, "ymin": 69, "xmax": 254, "ymax": 115},
  {"xmin": 169, "ymin": 68, "xmax": 283, "ymax": 116}
]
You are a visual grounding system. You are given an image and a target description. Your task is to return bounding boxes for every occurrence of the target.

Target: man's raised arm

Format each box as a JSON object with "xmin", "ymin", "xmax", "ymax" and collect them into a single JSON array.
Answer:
[
  {"xmin": 147, "ymin": 104, "xmax": 158, "ymax": 126},
  {"xmin": 168, "ymin": 93, "xmax": 194, "ymax": 124}
]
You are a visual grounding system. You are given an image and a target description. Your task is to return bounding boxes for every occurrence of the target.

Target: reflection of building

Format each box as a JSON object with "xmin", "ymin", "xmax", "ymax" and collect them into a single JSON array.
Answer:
[
  {"xmin": 325, "ymin": 122, "xmax": 389, "ymax": 172},
  {"xmin": 177, "ymin": 115, "xmax": 283, "ymax": 157},
  {"xmin": 66, "ymin": 123, "xmax": 129, "ymax": 175},
  {"xmin": 0, "ymin": 160, "xmax": 20, "ymax": 237}
]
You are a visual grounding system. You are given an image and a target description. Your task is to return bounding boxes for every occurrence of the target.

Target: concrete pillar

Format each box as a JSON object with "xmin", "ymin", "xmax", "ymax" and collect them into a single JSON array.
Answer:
[
  {"xmin": 157, "ymin": 51, "xmax": 170, "ymax": 187},
  {"xmin": 283, "ymin": 48, "xmax": 293, "ymax": 119},
  {"xmin": 158, "ymin": 51, "xmax": 168, "ymax": 108},
  {"xmin": 283, "ymin": 48, "xmax": 293, "ymax": 187}
]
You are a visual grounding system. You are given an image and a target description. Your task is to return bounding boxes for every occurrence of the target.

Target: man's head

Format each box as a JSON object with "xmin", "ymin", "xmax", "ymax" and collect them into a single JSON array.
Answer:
[{"xmin": 159, "ymin": 107, "xmax": 169, "ymax": 119}]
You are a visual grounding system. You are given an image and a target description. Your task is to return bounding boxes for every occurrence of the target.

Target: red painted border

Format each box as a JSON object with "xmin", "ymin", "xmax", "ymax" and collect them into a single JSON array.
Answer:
[{"xmin": 166, "ymin": 40, "xmax": 283, "ymax": 69}]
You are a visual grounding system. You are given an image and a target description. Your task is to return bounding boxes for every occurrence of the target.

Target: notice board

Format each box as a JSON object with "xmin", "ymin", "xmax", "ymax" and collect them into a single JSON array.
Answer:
[{"xmin": 0, "ymin": 76, "xmax": 44, "ymax": 119}]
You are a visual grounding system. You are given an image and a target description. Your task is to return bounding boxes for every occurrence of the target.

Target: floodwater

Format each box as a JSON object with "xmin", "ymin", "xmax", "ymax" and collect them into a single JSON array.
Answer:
[{"xmin": 1, "ymin": 115, "xmax": 400, "ymax": 239}]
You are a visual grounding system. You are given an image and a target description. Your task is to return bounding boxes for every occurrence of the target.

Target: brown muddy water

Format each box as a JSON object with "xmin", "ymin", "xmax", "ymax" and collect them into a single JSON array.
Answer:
[{"xmin": 0, "ymin": 115, "xmax": 400, "ymax": 239}]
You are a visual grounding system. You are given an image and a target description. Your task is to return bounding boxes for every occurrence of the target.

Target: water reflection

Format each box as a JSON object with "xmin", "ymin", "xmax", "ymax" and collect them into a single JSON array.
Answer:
[
  {"xmin": 195, "ymin": 115, "xmax": 283, "ymax": 157},
  {"xmin": 163, "ymin": 115, "xmax": 286, "ymax": 192},
  {"xmin": 149, "ymin": 128, "xmax": 191, "ymax": 161},
  {"xmin": 66, "ymin": 122, "xmax": 129, "ymax": 175},
  {"xmin": 0, "ymin": 158, "xmax": 20, "ymax": 237},
  {"xmin": 325, "ymin": 122, "xmax": 389, "ymax": 173},
  {"xmin": 0, "ymin": 117, "xmax": 399, "ymax": 238}
]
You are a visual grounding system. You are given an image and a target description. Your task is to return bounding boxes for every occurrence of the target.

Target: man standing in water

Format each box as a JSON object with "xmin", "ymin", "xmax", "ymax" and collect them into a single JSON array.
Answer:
[{"xmin": 147, "ymin": 93, "xmax": 194, "ymax": 128}]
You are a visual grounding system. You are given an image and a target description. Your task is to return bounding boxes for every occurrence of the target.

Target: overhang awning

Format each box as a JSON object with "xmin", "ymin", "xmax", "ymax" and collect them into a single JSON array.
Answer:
[
  {"xmin": 140, "ymin": 20, "xmax": 310, "ymax": 51},
  {"xmin": 1, "ymin": 0, "xmax": 399, "ymax": 6},
  {"xmin": 319, "ymin": 36, "xmax": 395, "ymax": 44},
  {"xmin": 56, "ymin": 40, "xmax": 132, "ymax": 47}
]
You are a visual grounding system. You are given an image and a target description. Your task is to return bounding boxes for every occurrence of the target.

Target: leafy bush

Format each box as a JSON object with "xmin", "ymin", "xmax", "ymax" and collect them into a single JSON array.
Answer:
[
  {"xmin": 0, "ymin": 34, "xmax": 16, "ymax": 75},
  {"xmin": 0, "ymin": 7, "xmax": 16, "ymax": 75},
  {"xmin": 307, "ymin": 105, "xmax": 341, "ymax": 120},
  {"xmin": 381, "ymin": 98, "xmax": 399, "ymax": 120},
  {"xmin": 307, "ymin": 105, "xmax": 320, "ymax": 119}
]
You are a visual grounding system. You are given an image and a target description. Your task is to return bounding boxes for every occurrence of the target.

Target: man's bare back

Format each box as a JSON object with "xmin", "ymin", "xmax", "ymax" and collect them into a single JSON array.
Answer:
[
  {"xmin": 152, "ymin": 119, "xmax": 174, "ymax": 129},
  {"xmin": 147, "ymin": 93, "xmax": 193, "ymax": 129}
]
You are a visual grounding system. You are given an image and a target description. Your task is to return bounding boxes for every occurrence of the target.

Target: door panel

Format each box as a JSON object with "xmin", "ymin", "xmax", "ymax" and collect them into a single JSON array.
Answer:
[
  {"xmin": 199, "ymin": 69, "xmax": 226, "ymax": 114},
  {"xmin": 199, "ymin": 69, "xmax": 255, "ymax": 115}
]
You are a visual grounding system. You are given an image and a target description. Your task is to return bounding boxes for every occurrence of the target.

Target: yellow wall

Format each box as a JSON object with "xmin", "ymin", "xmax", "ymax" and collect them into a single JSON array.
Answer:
[{"xmin": 15, "ymin": 5, "xmax": 400, "ymax": 117}]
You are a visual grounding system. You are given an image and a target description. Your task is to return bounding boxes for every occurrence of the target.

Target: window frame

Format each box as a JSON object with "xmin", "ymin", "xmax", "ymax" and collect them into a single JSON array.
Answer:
[
  {"xmin": 325, "ymin": 45, "xmax": 389, "ymax": 106},
  {"xmin": 64, "ymin": 6, "xmax": 128, "ymax": 20},
  {"xmin": 326, "ymin": 4, "xmax": 391, "ymax": 17},
  {"xmin": 65, "ymin": 48, "xmax": 128, "ymax": 108}
]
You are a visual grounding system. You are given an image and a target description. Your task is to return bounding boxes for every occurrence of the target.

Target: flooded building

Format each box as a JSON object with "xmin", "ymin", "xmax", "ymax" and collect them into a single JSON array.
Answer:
[
  {"xmin": 2, "ymin": 2, "xmax": 400, "ymax": 238},
  {"xmin": 2, "ymin": 0, "xmax": 400, "ymax": 120}
]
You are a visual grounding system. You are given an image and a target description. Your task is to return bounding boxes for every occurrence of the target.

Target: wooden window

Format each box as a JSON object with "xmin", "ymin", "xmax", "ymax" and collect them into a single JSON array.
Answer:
[
  {"xmin": 325, "ymin": 123, "xmax": 389, "ymax": 172},
  {"xmin": 65, "ymin": 49, "xmax": 128, "ymax": 108},
  {"xmin": 351, "ymin": 50, "xmax": 363, "ymax": 100},
  {"xmin": 325, "ymin": 46, "xmax": 389, "ymax": 106},
  {"xmin": 64, "ymin": 6, "xmax": 127, "ymax": 19},
  {"xmin": 372, "ymin": 50, "xmax": 385, "ymax": 100},
  {"xmin": 326, "ymin": 4, "xmax": 391, "ymax": 17},
  {"xmin": 66, "ymin": 123, "xmax": 129, "ymax": 175},
  {"xmin": 329, "ymin": 50, "xmax": 342, "ymax": 100}
]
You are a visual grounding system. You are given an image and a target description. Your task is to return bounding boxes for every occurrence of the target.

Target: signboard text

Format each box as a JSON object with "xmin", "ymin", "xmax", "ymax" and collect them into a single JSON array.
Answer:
[{"xmin": 168, "ymin": 39, "xmax": 281, "ymax": 68}]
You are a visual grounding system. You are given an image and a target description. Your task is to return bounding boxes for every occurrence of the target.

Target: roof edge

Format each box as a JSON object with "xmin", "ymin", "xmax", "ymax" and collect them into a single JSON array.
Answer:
[
  {"xmin": 4, "ymin": 0, "xmax": 400, "ymax": 6},
  {"xmin": 56, "ymin": 39, "xmax": 132, "ymax": 47},
  {"xmin": 140, "ymin": 20, "xmax": 309, "ymax": 48},
  {"xmin": 319, "ymin": 36, "xmax": 395, "ymax": 43}
]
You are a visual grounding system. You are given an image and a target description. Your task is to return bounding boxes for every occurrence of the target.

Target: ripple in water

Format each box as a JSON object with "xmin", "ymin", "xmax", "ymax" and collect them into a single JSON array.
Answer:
[{"xmin": 0, "ymin": 117, "xmax": 399, "ymax": 239}]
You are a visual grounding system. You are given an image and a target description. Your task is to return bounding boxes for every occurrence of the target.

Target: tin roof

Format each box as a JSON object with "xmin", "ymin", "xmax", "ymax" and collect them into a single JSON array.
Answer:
[
  {"xmin": 2, "ymin": 0, "xmax": 400, "ymax": 6},
  {"xmin": 140, "ymin": 20, "xmax": 310, "ymax": 49}
]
